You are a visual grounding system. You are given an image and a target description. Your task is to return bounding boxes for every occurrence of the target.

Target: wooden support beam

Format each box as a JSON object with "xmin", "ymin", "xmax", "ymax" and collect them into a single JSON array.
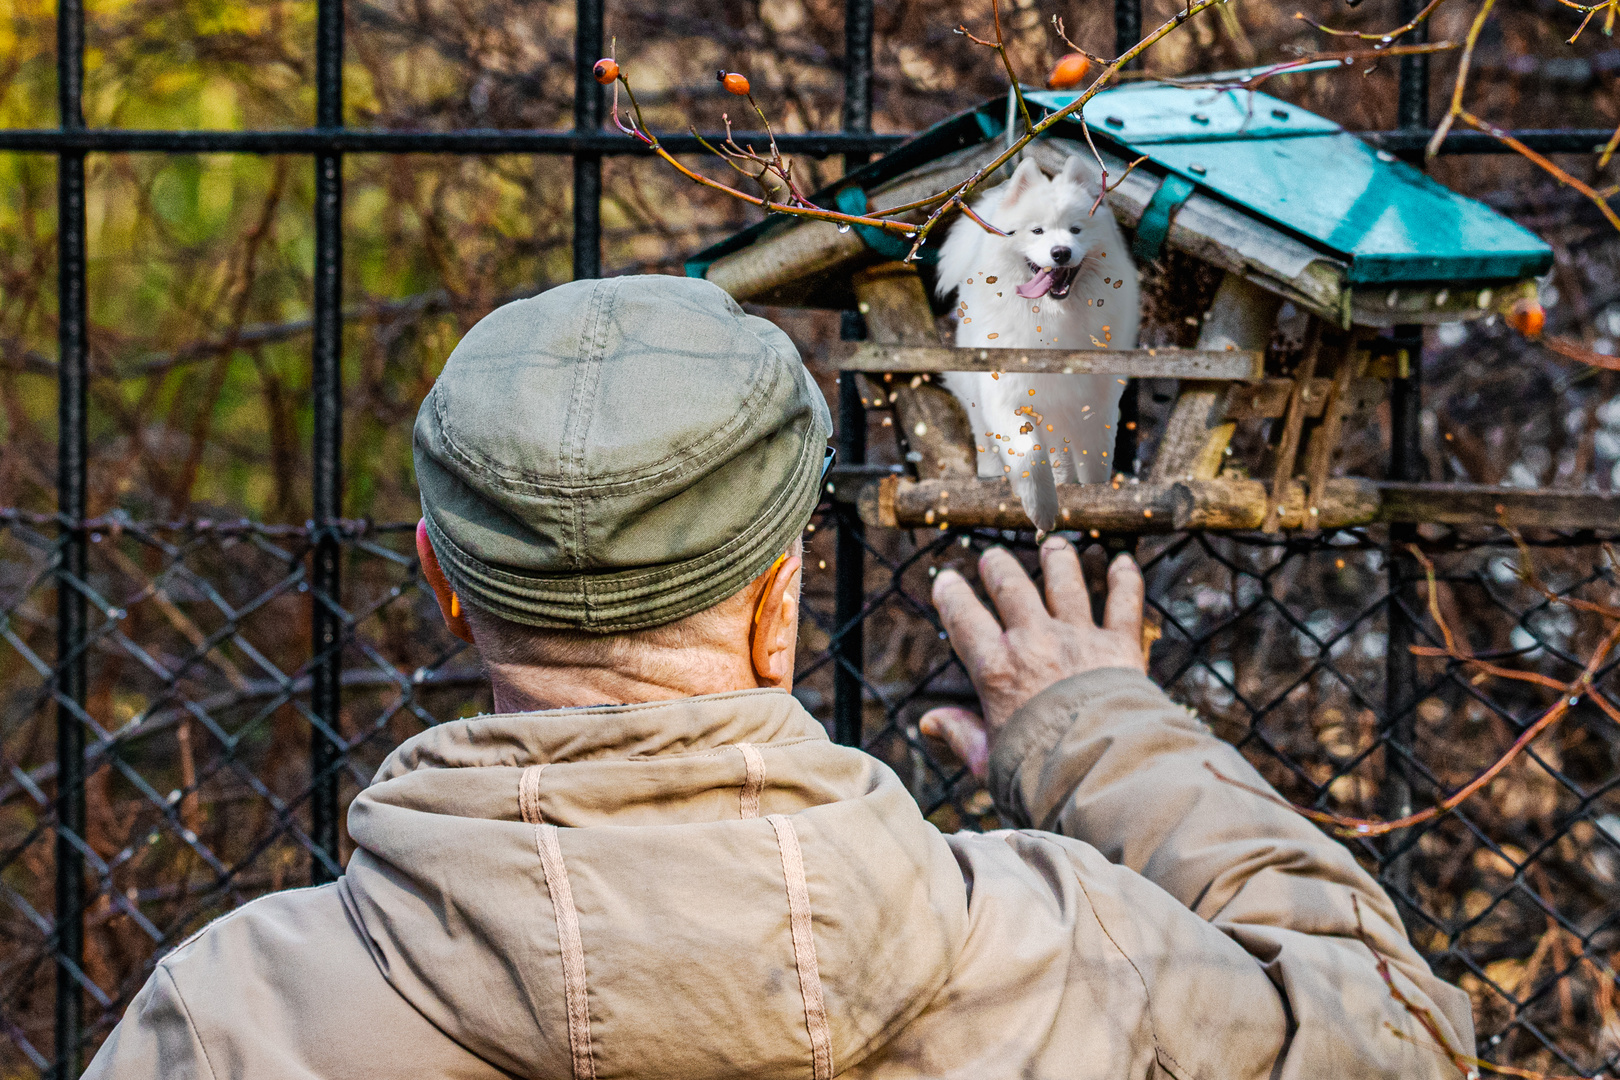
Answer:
[
  {"xmin": 1262, "ymin": 321, "xmax": 1323, "ymax": 532},
  {"xmin": 866, "ymin": 476, "xmax": 1380, "ymax": 531},
  {"xmin": 851, "ymin": 476, "xmax": 1620, "ymax": 533},
  {"xmin": 705, "ymin": 218, "xmax": 869, "ymax": 305},
  {"xmin": 1377, "ymin": 483, "xmax": 1620, "ymax": 530},
  {"xmin": 840, "ymin": 344, "xmax": 1264, "ymax": 379},
  {"xmin": 1224, "ymin": 377, "xmax": 1383, "ymax": 420},
  {"xmin": 1302, "ymin": 337, "xmax": 1363, "ymax": 519},
  {"xmin": 1149, "ymin": 274, "xmax": 1283, "ymax": 483},
  {"xmin": 851, "ymin": 263, "xmax": 976, "ymax": 480}
]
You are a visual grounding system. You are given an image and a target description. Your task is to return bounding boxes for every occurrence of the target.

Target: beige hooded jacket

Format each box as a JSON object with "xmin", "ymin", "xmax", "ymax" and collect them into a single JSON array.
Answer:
[{"xmin": 85, "ymin": 668, "xmax": 1473, "ymax": 1080}]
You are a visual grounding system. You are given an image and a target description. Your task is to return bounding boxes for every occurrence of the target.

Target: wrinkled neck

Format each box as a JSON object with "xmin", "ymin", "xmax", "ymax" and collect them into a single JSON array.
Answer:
[{"xmin": 483, "ymin": 646, "xmax": 762, "ymax": 713}]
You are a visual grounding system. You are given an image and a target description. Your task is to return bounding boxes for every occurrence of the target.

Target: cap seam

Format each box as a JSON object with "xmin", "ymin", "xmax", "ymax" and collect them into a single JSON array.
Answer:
[
  {"xmin": 569, "ymin": 279, "xmax": 614, "ymax": 573},
  {"xmin": 425, "ymin": 284, "xmax": 788, "ymax": 491},
  {"xmin": 436, "ymin": 427, "xmax": 818, "ymax": 594},
  {"xmin": 428, "ymin": 349, "xmax": 784, "ymax": 496}
]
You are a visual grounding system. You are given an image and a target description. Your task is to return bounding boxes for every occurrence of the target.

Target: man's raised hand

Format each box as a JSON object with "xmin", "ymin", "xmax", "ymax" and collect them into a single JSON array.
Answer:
[{"xmin": 919, "ymin": 537, "xmax": 1147, "ymax": 779}]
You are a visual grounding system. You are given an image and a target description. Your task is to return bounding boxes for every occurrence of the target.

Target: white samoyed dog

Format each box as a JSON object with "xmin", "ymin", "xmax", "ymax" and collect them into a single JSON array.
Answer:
[{"xmin": 935, "ymin": 155, "xmax": 1140, "ymax": 532}]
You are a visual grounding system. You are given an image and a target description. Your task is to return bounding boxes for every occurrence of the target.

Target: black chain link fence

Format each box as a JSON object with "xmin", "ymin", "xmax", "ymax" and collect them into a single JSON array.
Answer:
[{"xmin": 3, "ymin": 500, "xmax": 1618, "ymax": 1077}]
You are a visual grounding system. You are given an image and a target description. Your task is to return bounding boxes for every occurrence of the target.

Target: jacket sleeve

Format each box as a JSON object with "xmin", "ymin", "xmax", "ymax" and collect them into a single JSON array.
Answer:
[
  {"xmin": 987, "ymin": 666, "xmax": 1476, "ymax": 1078},
  {"xmin": 82, "ymin": 965, "xmax": 216, "ymax": 1080}
]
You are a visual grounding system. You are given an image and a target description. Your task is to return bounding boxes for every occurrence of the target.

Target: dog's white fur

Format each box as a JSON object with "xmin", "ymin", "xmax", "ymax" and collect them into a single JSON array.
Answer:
[{"xmin": 935, "ymin": 155, "xmax": 1140, "ymax": 532}]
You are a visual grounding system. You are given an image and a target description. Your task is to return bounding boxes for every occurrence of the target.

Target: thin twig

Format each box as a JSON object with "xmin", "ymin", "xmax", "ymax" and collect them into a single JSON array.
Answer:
[
  {"xmin": 1050, "ymin": 15, "xmax": 1111, "ymax": 66},
  {"xmin": 1295, "ymin": 0, "xmax": 1450, "ymax": 42},
  {"xmin": 899, "ymin": 0, "xmax": 1232, "ymax": 262},
  {"xmin": 1457, "ymin": 110, "xmax": 1620, "ymax": 233},
  {"xmin": 610, "ymin": 71, "xmax": 916, "ymax": 235},
  {"xmin": 957, "ymin": 0, "xmax": 1034, "ymax": 137},
  {"xmin": 1206, "ymin": 543, "xmax": 1620, "ymax": 837},
  {"xmin": 1427, "ymin": 0, "xmax": 1498, "ymax": 159},
  {"xmin": 1116, "ymin": 41, "xmax": 1455, "ymax": 93},
  {"xmin": 1543, "ymin": 334, "xmax": 1620, "ymax": 372}
]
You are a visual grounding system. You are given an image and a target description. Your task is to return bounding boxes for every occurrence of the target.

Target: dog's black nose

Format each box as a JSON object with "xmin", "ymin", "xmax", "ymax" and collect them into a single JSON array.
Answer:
[{"xmin": 1049, "ymin": 245, "xmax": 1072, "ymax": 265}]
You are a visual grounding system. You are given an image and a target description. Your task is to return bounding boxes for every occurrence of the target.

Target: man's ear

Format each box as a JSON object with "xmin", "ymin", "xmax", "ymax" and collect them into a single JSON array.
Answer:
[
  {"xmin": 416, "ymin": 520, "xmax": 475, "ymax": 644},
  {"xmin": 1000, "ymin": 158, "xmax": 1046, "ymax": 209},
  {"xmin": 750, "ymin": 554, "xmax": 802, "ymax": 689}
]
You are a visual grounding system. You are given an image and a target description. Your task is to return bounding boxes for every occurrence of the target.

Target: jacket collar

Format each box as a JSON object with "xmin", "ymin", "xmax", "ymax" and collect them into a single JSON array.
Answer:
[{"xmin": 369, "ymin": 687, "xmax": 826, "ymax": 783}]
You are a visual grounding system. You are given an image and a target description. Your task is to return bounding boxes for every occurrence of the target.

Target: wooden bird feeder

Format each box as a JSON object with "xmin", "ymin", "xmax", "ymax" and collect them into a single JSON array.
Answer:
[{"xmin": 686, "ymin": 79, "xmax": 1617, "ymax": 534}]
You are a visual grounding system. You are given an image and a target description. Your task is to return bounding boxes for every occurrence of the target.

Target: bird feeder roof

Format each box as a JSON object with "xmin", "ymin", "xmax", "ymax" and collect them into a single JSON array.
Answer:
[
  {"xmin": 1032, "ymin": 83, "xmax": 1551, "ymax": 285},
  {"xmin": 686, "ymin": 80, "xmax": 1550, "ymax": 321}
]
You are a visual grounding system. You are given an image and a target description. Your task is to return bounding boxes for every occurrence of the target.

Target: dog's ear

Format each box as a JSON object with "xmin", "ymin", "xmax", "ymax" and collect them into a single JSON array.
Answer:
[
  {"xmin": 1000, "ymin": 158, "xmax": 1045, "ymax": 208},
  {"xmin": 1058, "ymin": 155, "xmax": 1105, "ymax": 208}
]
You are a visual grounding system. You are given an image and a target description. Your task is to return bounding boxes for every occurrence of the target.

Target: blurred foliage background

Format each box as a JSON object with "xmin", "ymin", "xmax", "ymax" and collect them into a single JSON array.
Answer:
[{"xmin": 6, "ymin": 0, "xmax": 1620, "ymax": 1074}]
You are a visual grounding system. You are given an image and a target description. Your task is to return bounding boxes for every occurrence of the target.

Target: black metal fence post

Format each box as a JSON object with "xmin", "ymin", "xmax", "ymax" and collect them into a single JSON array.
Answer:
[
  {"xmin": 573, "ymin": 0, "xmax": 604, "ymax": 280},
  {"xmin": 1109, "ymin": 0, "xmax": 1142, "ymax": 482},
  {"xmin": 833, "ymin": 0, "xmax": 873, "ymax": 748},
  {"xmin": 1115, "ymin": 0, "xmax": 1142, "ymax": 68},
  {"xmin": 833, "ymin": 375, "xmax": 866, "ymax": 747},
  {"xmin": 309, "ymin": 0, "xmax": 345, "ymax": 884},
  {"xmin": 53, "ymin": 0, "xmax": 88, "ymax": 1071},
  {"xmin": 1382, "ymin": 0, "xmax": 1430, "ymax": 897}
]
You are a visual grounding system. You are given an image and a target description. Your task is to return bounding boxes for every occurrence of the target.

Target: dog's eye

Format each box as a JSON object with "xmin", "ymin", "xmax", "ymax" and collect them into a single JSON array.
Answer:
[
  {"xmin": 1069, "ymin": 226, "xmax": 1081, "ymax": 234},
  {"xmin": 1031, "ymin": 227, "xmax": 1044, "ymax": 235}
]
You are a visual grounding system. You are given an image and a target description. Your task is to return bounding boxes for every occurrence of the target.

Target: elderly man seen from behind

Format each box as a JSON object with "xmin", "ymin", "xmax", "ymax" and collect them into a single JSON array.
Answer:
[{"xmin": 86, "ymin": 275, "xmax": 1472, "ymax": 1080}]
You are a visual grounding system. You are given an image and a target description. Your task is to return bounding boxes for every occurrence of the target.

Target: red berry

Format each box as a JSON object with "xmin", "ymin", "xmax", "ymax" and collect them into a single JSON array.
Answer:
[
  {"xmin": 593, "ymin": 58, "xmax": 619, "ymax": 85},
  {"xmin": 720, "ymin": 71, "xmax": 751, "ymax": 95},
  {"xmin": 1047, "ymin": 54, "xmax": 1091, "ymax": 90},
  {"xmin": 1506, "ymin": 297, "xmax": 1546, "ymax": 339}
]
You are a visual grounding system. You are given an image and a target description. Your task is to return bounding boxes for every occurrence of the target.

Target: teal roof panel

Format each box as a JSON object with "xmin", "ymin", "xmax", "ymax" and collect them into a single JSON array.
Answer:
[{"xmin": 1028, "ymin": 85, "xmax": 1552, "ymax": 285}]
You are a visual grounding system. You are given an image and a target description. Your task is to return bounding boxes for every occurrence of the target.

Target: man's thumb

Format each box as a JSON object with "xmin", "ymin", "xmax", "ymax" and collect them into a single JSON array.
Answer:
[{"xmin": 918, "ymin": 706, "xmax": 991, "ymax": 780}]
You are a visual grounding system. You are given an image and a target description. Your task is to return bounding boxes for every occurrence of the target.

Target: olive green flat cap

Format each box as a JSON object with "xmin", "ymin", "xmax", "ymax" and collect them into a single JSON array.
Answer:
[{"xmin": 414, "ymin": 275, "xmax": 832, "ymax": 632}]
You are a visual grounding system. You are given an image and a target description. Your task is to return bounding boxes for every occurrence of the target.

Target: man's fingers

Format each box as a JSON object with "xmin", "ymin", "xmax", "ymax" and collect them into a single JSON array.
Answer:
[
  {"xmin": 1103, "ymin": 554, "xmax": 1145, "ymax": 642},
  {"xmin": 1038, "ymin": 535, "xmax": 1093, "ymax": 627},
  {"xmin": 978, "ymin": 546, "xmax": 1048, "ymax": 629},
  {"xmin": 932, "ymin": 568, "xmax": 1004, "ymax": 671},
  {"xmin": 918, "ymin": 706, "xmax": 991, "ymax": 780}
]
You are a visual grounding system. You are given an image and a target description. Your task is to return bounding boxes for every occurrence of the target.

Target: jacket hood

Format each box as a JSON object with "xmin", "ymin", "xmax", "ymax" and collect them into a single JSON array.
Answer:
[{"xmin": 341, "ymin": 689, "xmax": 969, "ymax": 1080}]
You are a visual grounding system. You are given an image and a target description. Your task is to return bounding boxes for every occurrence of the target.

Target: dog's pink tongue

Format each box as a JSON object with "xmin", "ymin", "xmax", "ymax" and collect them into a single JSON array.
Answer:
[{"xmin": 1016, "ymin": 268, "xmax": 1053, "ymax": 299}]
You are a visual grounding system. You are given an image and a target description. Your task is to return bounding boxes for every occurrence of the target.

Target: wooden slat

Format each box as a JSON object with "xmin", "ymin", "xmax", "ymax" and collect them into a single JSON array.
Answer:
[
  {"xmin": 1149, "ymin": 274, "xmax": 1281, "ymax": 484},
  {"xmin": 852, "ymin": 475, "xmax": 1620, "ymax": 533},
  {"xmin": 1262, "ymin": 320, "xmax": 1323, "ymax": 532},
  {"xmin": 1302, "ymin": 337, "xmax": 1362, "ymax": 516},
  {"xmin": 842, "ymin": 343, "xmax": 1263, "ymax": 379},
  {"xmin": 868, "ymin": 476, "xmax": 1380, "ymax": 532},
  {"xmin": 1377, "ymin": 483, "xmax": 1620, "ymax": 530},
  {"xmin": 851, "ymin": 264, "xmax": 976, "ymax": 480},
  {"xmin": 1224, "ymin": 377, "xmax": 1384, "ymax": 420}
]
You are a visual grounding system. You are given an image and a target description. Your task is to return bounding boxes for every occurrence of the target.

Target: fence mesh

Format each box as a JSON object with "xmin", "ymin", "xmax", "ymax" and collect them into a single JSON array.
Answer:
[{"xmin": 2, "ymin": 505, "xmax": 1618, "ymax": 1077}]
